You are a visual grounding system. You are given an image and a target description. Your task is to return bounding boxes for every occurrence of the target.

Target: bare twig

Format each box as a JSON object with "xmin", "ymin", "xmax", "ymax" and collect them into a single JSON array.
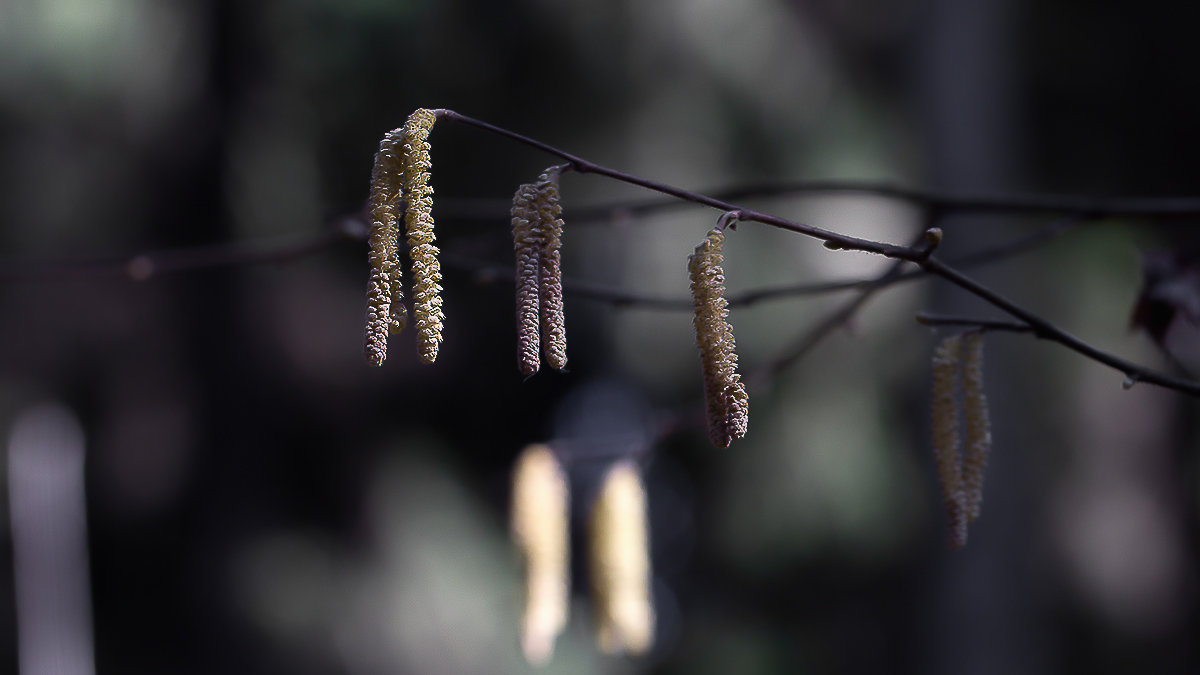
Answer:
[
  {"xmin": 0, "ymin": 221, "xmax": 359, "ymax": 283},
  {"xmin": 438, "ymin": 110, "xmax": 924, "ymax": 260},
  {"xmin": 914, "ymin": 313, "xmax": 1034, "ymax": 333},
  {"xmin": 916, "ymin": 257, "xmax": 1200, "ymax": 395},
  {"xmin": 437, "ymin": 182, "xmax": 1200, "ymax": 225},
  {"xmin": 746, "ymin": 230, "xmax": 936, "ymax": 388}
]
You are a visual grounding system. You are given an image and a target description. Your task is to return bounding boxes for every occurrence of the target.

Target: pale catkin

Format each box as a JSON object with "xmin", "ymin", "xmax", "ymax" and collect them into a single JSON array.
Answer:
[
  {"xmin": 931, "ymin": 335, "xmax": 967, "ymax": 549},
  {"xmin": 363, "ymin": 129, "xmax": 406, "ymax": 366},
  {"xmin": 511, "ymin": 445, "xmax": 571, "ymax": 666},
  {"xmin": 688, "ymin": 228, "xmax": 749, "ymax": 448},
  {"xmin": 535, "ymin": 173, "xmax": 567, "ymax": 371},
  {"xmin": 589, "ymin": 461, "xmax": 654, "ymax": 656},
  {"xmin": 401, "ymin": 108, "xmax": 444, "ymax": 364},
  {"xmin": 511, "ymin": 183, "xmax": 542, "ymax": 377},
  {"xmin": 961, "ymin": 333, "xmax": 991, "ymax": 523}
]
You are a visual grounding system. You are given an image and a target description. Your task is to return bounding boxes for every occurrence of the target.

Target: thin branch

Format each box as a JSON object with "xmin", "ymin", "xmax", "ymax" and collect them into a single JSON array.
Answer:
[
  {"xmin": 914, "ymin": 312, "xmax": 1034, "ymax": 333},
  {"xmin": 454, "ymin": 213, "xmax": 1085, "ymax": 311},
  {"xmin": 438, "ymin": 110, "xmax": 924, "ymax": 260},
  {"xmin": 0, "ymin": 220, "xmax": 359, "ymax": 283},
  {"xmin": 746, "ymin": 242, "xmax": 923, "ymax": 389},
  {"xmin": 436, "ymin": 182, "xmax": 1200, "ymax": 225},
  {"xmin": 917, "ymin": 257, "xmax": 1200, "ymax": 395}
]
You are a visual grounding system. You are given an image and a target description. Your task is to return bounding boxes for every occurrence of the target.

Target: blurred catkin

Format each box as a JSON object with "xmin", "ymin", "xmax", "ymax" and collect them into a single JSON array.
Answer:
[
  {"xmin": 402, "ymin": 108, "xmax": 444, "ymax": 364},
  {"xmin": 589, "ymin": 461, "xmax": 654, "ymax": 656},
  {"xmin": 931, "ymin": 335, "xmax": 967, "ymax": 549},
  {"xmin": 511, "ymin": 445, "xmax": 571, "ymax": 666},
  {"xmin": 961, "ymin": 333, "xmax": 990, "ymax": 522},
  {"xmin": 688, "ymin": 227, "xmax": 749, "ymax": 448}
]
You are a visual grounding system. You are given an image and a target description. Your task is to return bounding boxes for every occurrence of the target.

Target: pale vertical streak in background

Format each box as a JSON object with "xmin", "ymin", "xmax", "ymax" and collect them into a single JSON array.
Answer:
[{"xmin": 8, "ymin": 403, "xmax": 96, "ymax": 675}]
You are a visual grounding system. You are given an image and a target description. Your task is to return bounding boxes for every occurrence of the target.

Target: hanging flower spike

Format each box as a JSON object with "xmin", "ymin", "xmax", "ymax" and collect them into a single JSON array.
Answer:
[
  {"xmin": 589, "ymin": 461, "xmax": 654, "ymax": 656},
  {"xmin": 511, "ymin": 444, "xmax": 571, "ymax": 666},
  {"xmin": 363, "ymin": 128, "xmax": 407, "ymax": 366},
  {"xmin": 534, "ymin": 170, "xmax": 567, "ymax": 371},
  {"xmin": 402, "ymin": 108, "xmax": 444, "ymax": 364},
  {"xmin": 931, "ymin": 334, "xmax": 967, "ymax": 549},
  {"xmin": 512, "ymin": 182, "xmax": 542, "ymax": 377},
  {"xmin": 961, "ymin": 332, "xmax": 991, "ymax": 523},
  {"xmin": 688, "ymin": 226, "xmax": 749, "ymax": 448}
]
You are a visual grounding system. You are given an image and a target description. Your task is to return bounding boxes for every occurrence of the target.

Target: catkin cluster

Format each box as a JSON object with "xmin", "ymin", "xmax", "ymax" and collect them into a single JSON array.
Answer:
[
  {"xmin": 930, "ymin": 332, "xmax": 992, "ymax": 549},
  {"xmin": 688, "ymin": 227, "xmax": 749, "ymax": 448},
  {"xmin": 510, "ymin": 449, "xmax": 655, "ymax": 663},
  {"xmin": 362, "ymin": 108, "xmax": 444, "ymax": 366},
  {"xmin": 511, "ymin": 445, "xmax": 571, "ymax": 666},
  {"xmin": 510, "ymin": 169, "xmax": 568, "ymax": 376}
]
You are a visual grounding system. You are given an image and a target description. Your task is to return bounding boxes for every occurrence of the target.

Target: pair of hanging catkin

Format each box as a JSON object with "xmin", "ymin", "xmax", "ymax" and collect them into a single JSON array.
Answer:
[
  {"xmin": 364, "ymin": 108, "xmax": 444, "ymax": 366},
  {"xmin": 510, "ymin": 445, "xmax": 653, "ymax": 664},
  {"xmin": 511, "ymin": 169, "xmax": 567, "ymax": 376},
  {"xmin": 931, "ymin": 333, "xmax": 991, "ymax": 549},
  {"xmin": 689, "ymin": 226, "xmax": 749, "ymax": 448}
]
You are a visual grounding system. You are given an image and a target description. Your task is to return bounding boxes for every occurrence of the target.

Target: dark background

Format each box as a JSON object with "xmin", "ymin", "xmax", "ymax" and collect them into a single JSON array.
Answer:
[{"xmin": 0, "ymin": 0, "xmax": 1197, "ymax": 673}]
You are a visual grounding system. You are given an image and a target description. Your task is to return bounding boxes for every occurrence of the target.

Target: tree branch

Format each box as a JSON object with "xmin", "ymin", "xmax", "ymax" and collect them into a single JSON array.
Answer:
[
  {"xmin": 0, "ymin": 220, "xmax": 358, "ymax": 283},
  {"xmin": 438, "ymin": 110, "xmax": 924, "ymax": 260}
]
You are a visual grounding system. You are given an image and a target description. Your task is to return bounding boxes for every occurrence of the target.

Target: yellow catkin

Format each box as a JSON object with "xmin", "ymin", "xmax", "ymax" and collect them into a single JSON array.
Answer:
[
  {"xmin": 688, "ymin": 228, "xmax": 749, "ymax": 448},
  {"xmin": 363, "ymin": 128, "xmax": 407, "ymax": 366},
  {"xmin": 961, "ymin": 333, "xmax": 991, "ymax": 523},
  {"xmin": 511, "ymin": 445, "xmax": 571, "ymax": 666},
  {"xmin": 512, "ymin": 183, "xmax": 542, "ymax": 377},
  {"xmin": 534, "ymin": 172, "xmax": 567, "ymax": 371},
  {"xmin": 931, "ymin": 335, "xmax": 967, "ymax": 549},
  {"xmin": 401, "ymin": 108, "xmax": 444, "ymax": 364},
  {"xmin": 589, "ymin": 461, "xmax": 654, "ymax": 656}
]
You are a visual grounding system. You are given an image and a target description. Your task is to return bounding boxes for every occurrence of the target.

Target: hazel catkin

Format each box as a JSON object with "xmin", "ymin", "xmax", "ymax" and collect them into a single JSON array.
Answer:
[
  {"xmin": 363, "ymin": 128, "xmax": 406, "ymax": 366},
  {"xmin": 401, "ymin": 108, "xmax": 444, "ymax": 364},
  {"xmin": 961, "ymin": 332, "xmax": 991, "ymax": 523},
  {"xmin": 589, "ymin": 461, "xmax": 654, "ymax": 656},
  {"xmin": 535, "ymin": 172, "xmax": 567, "ymax": 371},
  {"xmin": 688, "ymin": 227, "xmax": 749, "ymax": 448},
  {"xmin": 512, "ymin": 183, "xmax": 542, "ymax": 377},
  {"xmin": 511, "ymin": 445, "xmax": 571, "ymax": 666},
  {"xmin": 931, "ymin": 334, "xmax": 967, "ymax": 549}
]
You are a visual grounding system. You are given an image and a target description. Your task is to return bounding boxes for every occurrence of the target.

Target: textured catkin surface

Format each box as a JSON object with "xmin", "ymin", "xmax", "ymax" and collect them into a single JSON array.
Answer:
[
  {"xmin": 512, "ymin": 183, "xmax": 542, "ymax": 377},
  {"xmin": 402, "ymin": 108, "xmax": 444, "ymax": 364},
  {"xmin": 688, "ymin": 228, "xmax": 749, "ymax": 448},
  {"xmin": 535, "ymin": 175, "xmax": 567, "ymax": 371},
  {"xmin": 363, "ymin": 128, "xmax": 407, "ymax": 366}
]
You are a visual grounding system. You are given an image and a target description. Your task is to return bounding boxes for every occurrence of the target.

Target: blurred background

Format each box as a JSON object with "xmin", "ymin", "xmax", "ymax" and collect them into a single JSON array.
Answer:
[{"xmin": 1, "ymin": 0, "xmax": 1198, "ymax": 673}]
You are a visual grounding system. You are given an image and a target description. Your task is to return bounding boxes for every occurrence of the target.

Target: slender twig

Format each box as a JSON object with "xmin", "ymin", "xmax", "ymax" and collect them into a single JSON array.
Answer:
[
  {"xmin": 917, "ymin": 257, "xmax": 1200, "ymax": 395},
  {"xmin": 436, "ymin": 182, "xmax": 1200, "ymax": 225},
  {"xmin": 454, "ymin": 214, "xmax": 1087, "ymax": 310},
  {"xmin": 746, "ymin": 232, "xmax": 935, "ymax": 388},
  {"xmin": 914, "ymin": 312, "xmax": 1035, "ymax": 333},
  {"xmin": 438, "ymin": 110, "xmax": 923, "ymax": 260},
  {"xmin": 0, "ymin": 220, "xmax": 358, "ymax": 283}
]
